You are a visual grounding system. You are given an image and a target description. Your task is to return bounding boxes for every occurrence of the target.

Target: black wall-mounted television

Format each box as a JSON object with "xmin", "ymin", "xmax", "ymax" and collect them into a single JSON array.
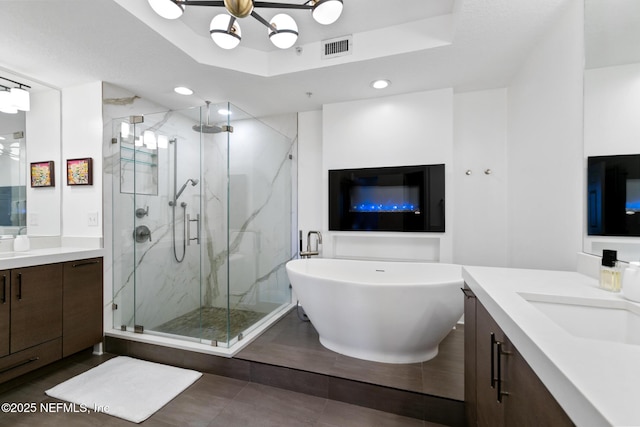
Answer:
[
  {"xmin": 588, "ymin": 154, "xmax": 640, "ymax": 236},
  {"xmin": 328, "ymin": 164, "xmax": 445, "ymax": 232}
]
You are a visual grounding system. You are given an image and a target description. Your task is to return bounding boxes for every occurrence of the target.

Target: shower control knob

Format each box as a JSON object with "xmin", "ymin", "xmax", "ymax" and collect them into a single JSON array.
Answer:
[
  {"xmin": 133, "ymin": 225, "xmax": 152, "ymax": 243},
  {"xmin": 135, "ymin": 206, "xmax": 149, "ymax": 218}
]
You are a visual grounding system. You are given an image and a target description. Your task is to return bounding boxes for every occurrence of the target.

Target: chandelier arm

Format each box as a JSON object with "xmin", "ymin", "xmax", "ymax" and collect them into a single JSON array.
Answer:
[
  {"xmin": 250, "ymin": 10, "xmax": 278, "ymax": 32},
  {"xmin": 180, "ymin": 1, "xmax": 312, "ymax": 9},
  {"xmin": 253, "ymin": 2, "xmax": 312, "ymax": 10},
  {"xmin": 227, "ymin": 16, "xmax": 238, "ymax": 32}
]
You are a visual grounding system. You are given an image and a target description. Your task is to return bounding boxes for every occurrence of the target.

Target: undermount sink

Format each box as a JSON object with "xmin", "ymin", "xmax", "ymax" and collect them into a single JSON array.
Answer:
[{"xmin": 520, "ymin": 293, "xmax": 640, "ymax": 346}]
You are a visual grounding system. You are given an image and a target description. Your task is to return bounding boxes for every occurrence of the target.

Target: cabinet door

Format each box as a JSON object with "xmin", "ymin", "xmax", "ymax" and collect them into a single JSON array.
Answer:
[
  {"xmin": 463, "ymin": 285, "xmax": 477, "ymax": 426},
  {"xmin": 476, "ymin": 301, "xmax": 505, "ymax": 427},
  {"xmin": 62, "ymin": 258, "xmax": 103, "ymax": 357},
  {"xmin": 0, "ymin": 271, "xmax": 9, "ymax": 357},
  {"xmin": 504, "ymin": 344, "xmax": 574, "ymax": 427},
  {"xmin": 10, "ymin": 264, "xmax": 63, "ymax": 353}
]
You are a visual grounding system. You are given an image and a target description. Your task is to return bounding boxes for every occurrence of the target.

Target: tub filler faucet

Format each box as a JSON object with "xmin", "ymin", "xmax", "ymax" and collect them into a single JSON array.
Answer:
[{"xmin": 300, "ymin": 230, "xmax": 322, "ymax": 258}]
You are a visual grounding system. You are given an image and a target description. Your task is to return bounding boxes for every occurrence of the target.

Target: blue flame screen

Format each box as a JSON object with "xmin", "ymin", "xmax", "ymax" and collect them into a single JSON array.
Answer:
[
  {"xmin": 626, "ymin": 179, "xmax": 640, "ymax": 212},
  {"xmin": 349, "ymin": 185, "xmax": 420, "ymax": 213}
]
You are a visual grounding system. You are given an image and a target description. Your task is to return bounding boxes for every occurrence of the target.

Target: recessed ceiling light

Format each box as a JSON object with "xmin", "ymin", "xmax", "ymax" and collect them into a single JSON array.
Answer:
[
  {"xmin": 371, "ymin": 79, "xmax": 391, "ymax": 89},
  {"xmin": 218, "ymin": 109, "xmax": 232, "ymax": 116},
  {"xmin": 174, "ymin": 86, "xmax": 194, "ymax": 95}
]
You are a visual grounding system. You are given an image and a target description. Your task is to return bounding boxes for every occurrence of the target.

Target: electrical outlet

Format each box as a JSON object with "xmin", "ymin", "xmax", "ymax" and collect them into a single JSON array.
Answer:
[
  {"xmin": 29, "ymin": 213, "xmax": 39, "ymax": 226},
  {"xmin": 88, "ymin": 212, "xmax": 99, "ymax": 227}
]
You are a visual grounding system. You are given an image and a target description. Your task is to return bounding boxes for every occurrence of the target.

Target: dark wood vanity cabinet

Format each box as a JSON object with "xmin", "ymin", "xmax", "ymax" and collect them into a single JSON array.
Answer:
[
  {"xmin": 0, "ymin": 271, "xmax": 9, "ymax": 358},
  {"xmin": 463, "ymin": 285, "xmax": 574, "ymax": 427},
  {"xmin": 62, "ymin": 258, "xmax": 103, "ymax": 357},
  {"xmin": 0, "ymin": 258, "xmax": 103, "ymax": 384},
  {"xmin": 10, "ymin": 264, "xmax": 63, "ymax": 353}
]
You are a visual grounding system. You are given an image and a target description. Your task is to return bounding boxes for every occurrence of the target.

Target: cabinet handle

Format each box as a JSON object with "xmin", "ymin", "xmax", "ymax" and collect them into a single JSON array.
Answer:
[
  {"xmin": 1, "ymin": 275, "xmax": 6, "ymax": 304},
  {"xmin": 496, "ymin": 341, "xmax": 511, "ymax": 403},
  {"xmin": 72, "ymin": 260, "xmax": 101, "ymax": 268},
  {"xmin": 490, "ymin": 332, "xmax": 496, "ymax": 388},
  {"xmin": 460, "ymin": 287, "xmax": 476, "ymax": 299},
  {"xmin": 17, "ymin": 273, "xmax": 22, "ymax": 300}
]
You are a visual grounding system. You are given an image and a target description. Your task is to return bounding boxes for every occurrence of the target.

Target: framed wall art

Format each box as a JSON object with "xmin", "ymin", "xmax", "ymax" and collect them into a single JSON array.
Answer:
[
  {"xmin": 67, "ymin": 157, "xmax": 93, "ymax": 186},
  {"xmin": 30, "ymin": 161, "xmax": 55, "ymax": 187}
]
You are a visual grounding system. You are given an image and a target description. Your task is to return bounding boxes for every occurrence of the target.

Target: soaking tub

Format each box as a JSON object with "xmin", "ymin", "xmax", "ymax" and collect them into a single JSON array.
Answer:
[{"xmin": 285, "ymin": 258, "xmax": 464, "ymax": 364}]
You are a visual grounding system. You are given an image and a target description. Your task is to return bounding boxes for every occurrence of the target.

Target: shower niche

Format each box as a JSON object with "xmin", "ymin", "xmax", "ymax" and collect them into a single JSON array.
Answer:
[{"xmin": 329, "ymin": 164, "xmax": 445, "ymax": 232}]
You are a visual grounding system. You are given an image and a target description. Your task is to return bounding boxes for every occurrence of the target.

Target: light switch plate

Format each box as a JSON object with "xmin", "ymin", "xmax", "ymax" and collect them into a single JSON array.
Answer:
[{"xmin": 88, "ymin": 212, "xmax": 99, "ymax": 226}]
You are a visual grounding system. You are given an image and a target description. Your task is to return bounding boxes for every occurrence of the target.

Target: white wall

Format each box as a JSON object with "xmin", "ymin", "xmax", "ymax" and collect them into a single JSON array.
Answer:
[
  {"xmin": 298, "ymin": 110, "xmax": 323, "ymax": 238},
  {"xmin": 320, "ymin": 89, "xmax": 454, "ymax": 262},
  {"xmin": 61, "ymin": 81, "xmax": 103, "ymax": 245},
  {"xmin": 506, "ymin": 0, "xmax": 584, "ymax": 271},
  {"xmin": 297, "ymin": 3, "xmax": 584, "ymax": 270},
  {"xmin": 453, "ymin": 89, "xmax": 508, "ymax": 267},
  {"xmin": 26, "ymin": 89, "xmax": 61, "ymax": 236}
]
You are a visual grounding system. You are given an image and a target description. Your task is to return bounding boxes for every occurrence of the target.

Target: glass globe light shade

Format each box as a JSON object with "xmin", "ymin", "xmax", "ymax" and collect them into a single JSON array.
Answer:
[
  {"xmin": 268, "ymin": 14, "xmax": 298, "ymax": 49},
  {"xmin": 10, "ymin": 87, "xmax": 30, "ymax": 111},
  {"xmin": 210, "ymin": 14, "xmax": 242, "ymax": 49},
  {"xmin": 148, "ymin": 0, "xmax": 184, "ymax": 19},
  {"xmin": 312, "ymin": 0, "xmax": 343, "ymax": 25},
  {"xmin": 0, "ymin": 91, "xmax": 17, "ymax": 114}
]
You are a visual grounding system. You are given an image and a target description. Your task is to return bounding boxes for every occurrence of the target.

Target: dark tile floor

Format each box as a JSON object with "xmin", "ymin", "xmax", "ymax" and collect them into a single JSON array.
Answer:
[
  {"xmin": 235, "ymin": 308, "xmax": 465, "ymax": 401},
  {"xmin": 0, "ymin": 350, "xmax": 445, "ymax": 427}
]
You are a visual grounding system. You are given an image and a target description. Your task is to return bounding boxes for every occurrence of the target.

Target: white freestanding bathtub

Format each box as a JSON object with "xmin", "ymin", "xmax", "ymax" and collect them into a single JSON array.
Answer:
[{"xmin": 285, "ymin": 258, "xmax": 464, "ymax": 364}]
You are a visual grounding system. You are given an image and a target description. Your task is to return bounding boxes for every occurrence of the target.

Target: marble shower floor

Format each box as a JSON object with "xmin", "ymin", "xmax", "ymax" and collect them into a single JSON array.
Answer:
[
  {"xmin": 153, "ymin": 307, "xmax": 270, "ymax": 343},
  {"xmin": 235, "ymin": 309, "xmax": 465, "ymax": 401}
]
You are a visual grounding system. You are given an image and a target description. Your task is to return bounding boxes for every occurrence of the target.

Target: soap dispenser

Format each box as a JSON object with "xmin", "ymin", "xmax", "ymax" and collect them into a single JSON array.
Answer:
[
  {"xmin": 622, "ymin": 262, "xmax": 640, "ymax": 302},
  {"xmin": 599, "ymin": 249, "xmax": 621, "ymax": 292}
]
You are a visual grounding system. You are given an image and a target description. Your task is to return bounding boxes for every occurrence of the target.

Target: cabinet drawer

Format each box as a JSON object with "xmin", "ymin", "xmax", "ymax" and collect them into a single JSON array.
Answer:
[{"xmin": 0, "ymin": 338, "xmax": 62, "ymax": 384}]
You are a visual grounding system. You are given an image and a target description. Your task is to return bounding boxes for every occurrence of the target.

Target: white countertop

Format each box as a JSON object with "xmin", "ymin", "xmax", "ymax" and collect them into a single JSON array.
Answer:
[
  {"xmin": 0, "ymin": 247, "xmax": 104, "ymax": 270},
  {"xmin": 463, "ymin": 266, "xmax": 640, "ymax": 427}
]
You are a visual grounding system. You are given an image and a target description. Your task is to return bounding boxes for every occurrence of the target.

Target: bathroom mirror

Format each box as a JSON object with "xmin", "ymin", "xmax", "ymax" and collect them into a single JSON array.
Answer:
[
  {"xmin": 0, "ymin": 68, "xmax": 62, "ymax": 238},
  {"xmin": 0, "ymin": 111, "xmax": 26, "ymax": 235},
  {"xmin": 582, "ymin": 0, "xmax": 640, "ymax": 262}
]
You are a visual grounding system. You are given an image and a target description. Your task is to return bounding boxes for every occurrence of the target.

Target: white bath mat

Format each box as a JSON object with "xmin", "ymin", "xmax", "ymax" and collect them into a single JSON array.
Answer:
[{"xmin": 45, "ymin": 356, "xmax": 202, "ymax": 423}]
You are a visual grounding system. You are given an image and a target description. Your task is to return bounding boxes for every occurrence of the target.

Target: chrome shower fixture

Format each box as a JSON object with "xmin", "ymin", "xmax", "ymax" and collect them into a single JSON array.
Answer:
[
  {"xmin": 192, "ymin": 101, "xmax": 223, "ymax": 134},
  {"xmin": 175, "ymin": 178, "xmax": 199, "ymax": 201}
]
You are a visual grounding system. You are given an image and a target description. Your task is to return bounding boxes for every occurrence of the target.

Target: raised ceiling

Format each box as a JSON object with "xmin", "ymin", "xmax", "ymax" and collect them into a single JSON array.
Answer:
[{"xmin": 0, "ymin": 0, "xmax": 571, "ymax": 117}]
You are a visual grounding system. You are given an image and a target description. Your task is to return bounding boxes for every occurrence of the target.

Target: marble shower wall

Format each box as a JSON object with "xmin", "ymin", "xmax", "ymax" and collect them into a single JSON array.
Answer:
[{"xmin": 103, "ymin": 83, "xmax": 295, "ymax": 334}]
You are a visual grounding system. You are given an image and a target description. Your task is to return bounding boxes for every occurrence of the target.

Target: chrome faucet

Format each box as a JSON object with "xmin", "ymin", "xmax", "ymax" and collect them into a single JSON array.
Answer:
[{"xmin": 300, "ymin": 231, "xmax": 322, "ymax": 258}]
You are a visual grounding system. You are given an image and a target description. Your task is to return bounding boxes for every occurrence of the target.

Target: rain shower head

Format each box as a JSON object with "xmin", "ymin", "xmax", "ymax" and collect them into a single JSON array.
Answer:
[
  {"xmin": 193, "ymin": 100, "xmax": 222, "ymax": 134},
  {"xmin": 192, "ymin": 123, "xmax": 222, "ymax": 134}
]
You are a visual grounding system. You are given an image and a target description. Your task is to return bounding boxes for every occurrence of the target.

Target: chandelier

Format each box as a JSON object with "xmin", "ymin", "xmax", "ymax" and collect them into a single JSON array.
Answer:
[{"xmin": 147, "ymin": 0, "xmax": 344, "ymax": 50}]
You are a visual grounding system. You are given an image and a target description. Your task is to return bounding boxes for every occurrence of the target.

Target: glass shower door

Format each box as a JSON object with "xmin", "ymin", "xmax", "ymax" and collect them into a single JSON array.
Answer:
[{"xmin": 112, "ymin": 110, "xmax": 203, "ymax": 340}]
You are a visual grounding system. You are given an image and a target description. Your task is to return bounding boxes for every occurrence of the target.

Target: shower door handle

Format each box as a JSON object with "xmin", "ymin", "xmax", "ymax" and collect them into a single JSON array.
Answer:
[
  {"xmin": 133, "ymin": 225, "xmax": 152, "ymax": 243},
  {"xmin": 187, "ymin": 214, "xmax": 200, "ymax": 245}
]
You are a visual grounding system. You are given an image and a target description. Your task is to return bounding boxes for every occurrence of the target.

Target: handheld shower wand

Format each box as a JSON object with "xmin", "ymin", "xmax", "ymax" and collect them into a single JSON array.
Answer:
[
  {"xmin": 170, "ymin": 178, "xmax": 199, "ymax": 206},
  {"xmin": 176, "ymin": 178, "xmax": 199, "ymax": 201}
]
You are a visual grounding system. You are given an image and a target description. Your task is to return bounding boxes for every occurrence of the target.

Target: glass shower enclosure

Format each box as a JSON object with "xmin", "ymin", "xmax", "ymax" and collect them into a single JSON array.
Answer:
[{"xmin": 111, "ymin": 102, "xmax": 294, "ymax": 348}]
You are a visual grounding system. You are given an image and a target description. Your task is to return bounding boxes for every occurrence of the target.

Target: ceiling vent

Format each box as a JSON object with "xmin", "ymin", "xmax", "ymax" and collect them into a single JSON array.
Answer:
[{"xmin": 321, "ymin": 35, "xmax": 353, "ymax": 59}]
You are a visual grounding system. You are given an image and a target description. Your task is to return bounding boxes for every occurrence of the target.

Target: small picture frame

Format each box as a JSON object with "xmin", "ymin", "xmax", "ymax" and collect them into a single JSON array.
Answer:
[
  {"xmin": 67, "ymin": 157, "xmax": 93, "ymax": 186},
  {"xmin": 30, "ymin": 161, "xmax": 55, "ymax": 187}
]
